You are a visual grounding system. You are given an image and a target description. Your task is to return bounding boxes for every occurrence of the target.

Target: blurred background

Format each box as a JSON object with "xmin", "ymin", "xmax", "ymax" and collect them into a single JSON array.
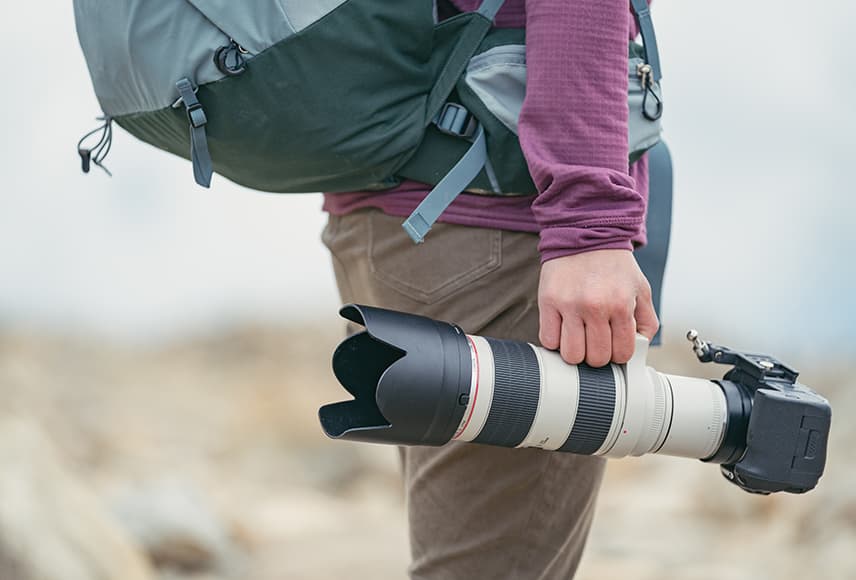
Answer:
[{"xmin": 1, "ymin": 1, "xmax": 854, "ymax": 579}]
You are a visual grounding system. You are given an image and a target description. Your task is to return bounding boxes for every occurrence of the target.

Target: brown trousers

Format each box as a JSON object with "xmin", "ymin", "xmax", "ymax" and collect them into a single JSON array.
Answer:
[{"xmin": 323, "ymin": 209, "xmax": 605, "ymax": 580}]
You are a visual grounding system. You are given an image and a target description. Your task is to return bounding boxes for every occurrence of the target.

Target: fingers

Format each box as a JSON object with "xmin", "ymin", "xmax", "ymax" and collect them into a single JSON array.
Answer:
[
  {"xmin": 559, "ymin": 315, "xmax": 586, "ymax": 364},
  {"xmin": 634, "ymin": 284, "xmax": 660, "ymax": 341},
  {"xmin": 544, "ymin": 296, "xmax": 636, "ymax": 367},
  {"xmin": 610, "ymin": 307, "xmax": 637, "ymax": 364},
  {"xmin": 538, "ymin": 303, "xmax": 562, "ymax": 350},
  {"xmin": 583, "ymin": 315, "xmax": 612, "ymax": 367},
  {"xmin": 537, "ymin": 251, "xmax": 659, "ymax": 368}
]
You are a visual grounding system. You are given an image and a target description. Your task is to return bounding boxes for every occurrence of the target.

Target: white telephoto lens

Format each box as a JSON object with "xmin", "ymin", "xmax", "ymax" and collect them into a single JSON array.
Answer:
[
  {"xmin": 517, "ymin": 347, "xmax": 580, "ymax": 450},
  {"xmin": 600, "ymin": 336, "xmax": 671, "ymax": 458},
  {"xmin": 454, "ymin": 334, "xmax": 727, "ymax": 462},
  {"xmin": 655, "ymin": 374, "xmax": 727, "ymax": 460}
]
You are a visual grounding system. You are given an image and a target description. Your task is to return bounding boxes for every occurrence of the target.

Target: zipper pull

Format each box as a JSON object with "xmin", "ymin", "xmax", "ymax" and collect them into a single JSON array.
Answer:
[
  {"xmin": 636, "ymin": 62, "xmax": 663, "ymax": 121},
  {"xmin": 214, "ymin": 39, "xmax": 248, "ymax": 76},
  {"xmin": 636, "ymin": 62, "xmax": 653, "ymax": 91}
]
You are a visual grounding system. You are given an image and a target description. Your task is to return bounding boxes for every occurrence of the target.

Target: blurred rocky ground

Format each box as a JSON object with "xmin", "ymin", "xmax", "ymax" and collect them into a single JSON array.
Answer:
[{"xmin": 0, "ymin": 325, "xmax": 852, "ymax": 580}]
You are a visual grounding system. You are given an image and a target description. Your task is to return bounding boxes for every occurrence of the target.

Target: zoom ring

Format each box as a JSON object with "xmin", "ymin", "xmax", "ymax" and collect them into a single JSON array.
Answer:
[
  {"xmin": 473, "ymin": 338, "xmax": 540, "ymax": 448},
  {"xmin": 559, "ymin": 365, "xmax": 616, "ymax": 455}
]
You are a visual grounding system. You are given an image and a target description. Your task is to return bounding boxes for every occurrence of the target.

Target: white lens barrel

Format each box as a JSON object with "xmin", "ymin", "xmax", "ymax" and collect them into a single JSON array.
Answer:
[
  {"xmin": 456, "ymin": 336, "xmax": 622, "ymax": 453},
  {"xmin": 454, "ymin": 335, "xmax": 728, "ymax": 461},
  {"xmin": 655, "ymin": 374, "xmax": 727, "ymax": 460},
  {"xmin": 517, "ymin": 346, "xmax": 580, "ymax": 450}
]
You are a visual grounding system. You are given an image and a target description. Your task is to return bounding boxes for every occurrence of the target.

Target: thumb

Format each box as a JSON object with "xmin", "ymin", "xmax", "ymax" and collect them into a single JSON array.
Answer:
[{"xmin": 634, "ymin": 294, "xmax": 660, "ymax": 341}]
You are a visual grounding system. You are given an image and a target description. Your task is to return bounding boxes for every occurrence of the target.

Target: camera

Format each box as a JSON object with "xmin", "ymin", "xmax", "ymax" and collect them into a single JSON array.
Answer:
[{"xmin": 319, "ymin": 304, "xmax": 831, "ymax": 494}]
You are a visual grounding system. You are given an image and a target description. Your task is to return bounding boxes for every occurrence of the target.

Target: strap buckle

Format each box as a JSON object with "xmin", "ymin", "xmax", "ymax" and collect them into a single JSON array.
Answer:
[
  {"xmin": 434, "ymin": 103, "xmax": 478, "ymax": 139},
  {"xmin": 187, "ymin": 103, "xmax": 208, "ymax": 128}
]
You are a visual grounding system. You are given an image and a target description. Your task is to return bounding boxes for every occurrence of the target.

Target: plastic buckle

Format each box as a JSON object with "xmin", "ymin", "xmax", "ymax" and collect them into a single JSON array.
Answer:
[
  {"xmin": 434, "ymin": 103, "xmax": 478, "ymax": 139},
  {"xmin": 187, "ymin": 103, "xmax": 207, "ymax": 128}
]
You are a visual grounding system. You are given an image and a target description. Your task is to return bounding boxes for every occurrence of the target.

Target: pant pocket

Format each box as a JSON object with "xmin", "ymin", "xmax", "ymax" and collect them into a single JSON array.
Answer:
[{"xmin": 368, "ymin": 211, "xmax": 502, "ymax": 304}]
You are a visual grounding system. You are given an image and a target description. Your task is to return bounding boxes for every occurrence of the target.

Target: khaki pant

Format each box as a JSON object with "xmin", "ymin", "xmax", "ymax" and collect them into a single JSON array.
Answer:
[{"xmin": 322, "ymin": 209, "xmax": 605, "ymax": 580}]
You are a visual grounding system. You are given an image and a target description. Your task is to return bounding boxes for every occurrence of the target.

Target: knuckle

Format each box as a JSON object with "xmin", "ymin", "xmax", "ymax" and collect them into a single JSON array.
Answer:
[
  {"xmin": 557, "ymin": 294, "xmax": 579, "ymax": 311},
  {"xmin": 539, "ymin": 289, "xmax": 558, "ymax": 305},
  {"xmin": 581, "ymin": 298, "xmax": 607, "ymax": 318},
  {"xmin": 613, "ymin": 300, "xmax": 634, "ymax": 318}
]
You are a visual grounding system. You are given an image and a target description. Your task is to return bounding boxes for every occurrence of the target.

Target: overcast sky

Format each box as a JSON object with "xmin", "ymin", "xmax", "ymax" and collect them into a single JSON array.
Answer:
[{"xmin": 1, "ymin": 1, "xmax": 854, "ymax": 360}]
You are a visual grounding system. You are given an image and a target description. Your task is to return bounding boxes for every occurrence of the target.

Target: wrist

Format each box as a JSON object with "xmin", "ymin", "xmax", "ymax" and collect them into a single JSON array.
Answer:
[{"xmin": 538, "ymin": 225, "xmax": 636, "ymax": 263}]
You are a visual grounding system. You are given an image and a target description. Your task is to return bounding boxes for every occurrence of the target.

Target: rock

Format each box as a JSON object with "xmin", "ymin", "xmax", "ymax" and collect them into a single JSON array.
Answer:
[
  {"xmin": 0, "ymin": 417, "xmax": 153, "ymax": 580},
  {"xmin": 110, "ymin": 479, "xmax": 243, "ymax": 575}
]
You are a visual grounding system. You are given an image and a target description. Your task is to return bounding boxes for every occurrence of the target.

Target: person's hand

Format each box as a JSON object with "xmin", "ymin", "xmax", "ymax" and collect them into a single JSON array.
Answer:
[{"xmin": 538, "ymin": 249, "xmax": 659, "ymax": 367}]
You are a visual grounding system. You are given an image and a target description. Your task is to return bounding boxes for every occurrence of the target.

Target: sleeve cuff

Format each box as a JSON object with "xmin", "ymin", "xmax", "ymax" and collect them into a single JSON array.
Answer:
[{"xmin": 538, "ymin": 221, "xmax": 642, "ymax": 263}]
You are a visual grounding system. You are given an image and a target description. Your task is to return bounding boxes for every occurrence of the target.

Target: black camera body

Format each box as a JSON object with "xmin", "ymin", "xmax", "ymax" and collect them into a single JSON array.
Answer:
[{"xmin": 694, "ymin": 341, "xmax": 831, "ymax": 494}]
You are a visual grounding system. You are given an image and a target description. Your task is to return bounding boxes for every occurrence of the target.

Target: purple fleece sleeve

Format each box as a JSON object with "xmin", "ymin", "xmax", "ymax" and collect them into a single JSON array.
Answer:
[{"xmin": 520, "ymin": 0, "xmax": 646, "ymax": 262}]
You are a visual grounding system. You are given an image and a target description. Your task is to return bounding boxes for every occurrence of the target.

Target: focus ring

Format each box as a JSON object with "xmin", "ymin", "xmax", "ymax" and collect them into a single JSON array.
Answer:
[
  {"xmin": 559, "ymin": 364, "xmax": 616, "ymax": 455},
  {"xmin": 473, "ymin": 338, "xmax": 540, "ymax": 448}
]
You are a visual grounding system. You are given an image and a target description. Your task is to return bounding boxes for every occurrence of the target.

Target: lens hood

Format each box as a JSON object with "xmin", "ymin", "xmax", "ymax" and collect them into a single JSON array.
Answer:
[{"xmin": 319, "ymin": 304, "xmax": 472, "ymax": 446}]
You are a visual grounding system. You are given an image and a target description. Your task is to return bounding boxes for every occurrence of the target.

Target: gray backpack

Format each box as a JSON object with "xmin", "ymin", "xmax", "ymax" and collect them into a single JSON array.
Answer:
[{"xmin": 75, "ymin": 0, "xmax": 663, "ymax": 243}]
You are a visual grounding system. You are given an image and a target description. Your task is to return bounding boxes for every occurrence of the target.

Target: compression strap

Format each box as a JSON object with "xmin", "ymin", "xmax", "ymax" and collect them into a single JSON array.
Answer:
[
  {"xmin": 175, "ymin": 78, "xmax": 213, "ymax": 188},
  {"xmin": 402, "ymin": 124, "xmax": 487, "ymax": 244}
]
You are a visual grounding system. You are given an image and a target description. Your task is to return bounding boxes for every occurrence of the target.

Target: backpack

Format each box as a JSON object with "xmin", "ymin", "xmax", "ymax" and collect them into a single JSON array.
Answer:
[{"xmin": 74, "ymin": 0, "xmax": 663, "ymax": 243}]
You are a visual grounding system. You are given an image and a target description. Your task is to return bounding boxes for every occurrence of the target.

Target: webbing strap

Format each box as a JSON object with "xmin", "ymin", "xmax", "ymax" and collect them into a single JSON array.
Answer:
[
  {"xmin": 630, "ymin": 0, "xmax": 661, "ymax": 82},
  {"xmin": 402, "ymin": 125, "xmax": 488, "ymax": 244},
  {"xmin": 424, "ymin": 0, "xmax": 507, "ymax": 124},
  {"xmin": 477, "ymin": 0, "xmax": 506, "ymax": 19},
  {"xmin": 402, "ymin": 0, "xmax": 505, "ymax": 242},
  {"xmin": 175, "ymin": 78, "xmax": 213, "ymax": 188}
]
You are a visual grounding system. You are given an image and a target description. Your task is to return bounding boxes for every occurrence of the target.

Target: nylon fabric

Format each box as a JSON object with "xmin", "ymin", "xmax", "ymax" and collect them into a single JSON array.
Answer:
[
  {"xmin": 423, "ymin": 13, "xmax": 494, "ymax": 125},
  {"xmin": 183, "ymin": 0, "xmax": 349, "ymax": 54},
  {"xmin": 74, "ymin": 0, "xmax": 351, "ymax": 115},
  {"xmin": 464, "ymin": 45, "xmax": 526, "ymax": 135},
  {"xmin": 402, "ymin": 126, "xmax": 489, "ymax": 243},
  {"xmin": 421, "ymin": 0, "xmax": 512, "ymax": 127},
  {"xmin": 397, "ymin": 27, "xmax": 535, "ymax": 196},
  {"xmin": 74, "ymin": 0, "xmax": 231, "ymax": 115},
  {"xmin": 184, "ymin": 0, "xmax": 294, "ymax": 54},
  {"xmin": 115, "ymin": 0, "xmax": 436, "ymax": 193}
]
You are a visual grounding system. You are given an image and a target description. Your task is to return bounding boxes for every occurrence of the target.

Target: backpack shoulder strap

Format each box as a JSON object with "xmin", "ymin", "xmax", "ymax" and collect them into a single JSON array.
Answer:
[{"xmin": 630, "ymin": 0, "xmax": 661, "ymax": 81}]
